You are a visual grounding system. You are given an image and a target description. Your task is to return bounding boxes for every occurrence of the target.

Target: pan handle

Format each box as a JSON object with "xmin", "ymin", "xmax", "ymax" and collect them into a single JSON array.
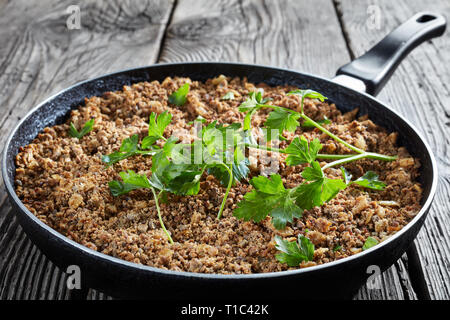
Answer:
[{"xmin": 333, "ymin": 12, "xmax": 446, "ymax": 96}]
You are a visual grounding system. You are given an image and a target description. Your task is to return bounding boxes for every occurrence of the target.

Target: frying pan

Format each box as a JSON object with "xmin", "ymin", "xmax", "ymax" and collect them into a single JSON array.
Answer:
[{"xmin": 2, "ymin": 12, "xmax": 446, "ymax": 300}]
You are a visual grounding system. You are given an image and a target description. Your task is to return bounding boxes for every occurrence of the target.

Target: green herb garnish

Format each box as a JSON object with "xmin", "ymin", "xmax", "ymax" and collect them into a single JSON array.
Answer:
[
  {"xmin": 265, "ymin": 108, "xmax": 301, "ymax": 134},
  {"xmin": 275, "ymin": 235, "xmax": 314, "ymax": 266},
  {"xmin": 109, "ymin": 170, "xmax": 173, "ymax": 244},
  {"xmin": 102, "ymin": 111, "xmax": 171, "ymax": 166},
  {"xmin": 142, "ymin": 110, "xmax": 172, "ymax": 147},
  {"xmin": 101, "ymin": 134, "xmax": 158, "ymax": 166},
  {"xmin": 285, "ymin": 136, "xmax": 322, "ymax": 166},
  {"xmin": 69, "ymin": 118, "xmax": 94, "ymax": 139},
  {"xmin": 168, "ymin": 83, "xmax": 190, "ymax": 106},
  {"xmin": 362, "ymin": 236, "xmax": 379, "ymax": 250},
  {"xmin": 340, "ymin": 167, "xmax": 386, "ymax": 190},
  {"xmin": 107, "ymin": 118, "xmax": 250, "ymax": 224},
  {"xmin": 233, "ymin": 90, "xmax": 395, "ymax": 231},
  {"xmin": 238, "ymin": 90, "xmax": 271, "ymax": 131},
  {"xmin": 293, "ymin": 161, "xmax": 347, "ymax": 211},
  {"xmin": 221, "ymin": 92, "xmax": 234, "ymax": 100},
  {"xmin": 353, "ymin": 171, "xmax": 386, "ymax": 190},
  {"xmin": 234, "ymin": 174, "xmax": 302, "ymax": 230},
  {"xmin": 287, "ymin": 89, "xmax": 327, "ymax": 114},
  {"xmin": 341, "ymin": 167, "xmax": 353, "ymax": 185}
]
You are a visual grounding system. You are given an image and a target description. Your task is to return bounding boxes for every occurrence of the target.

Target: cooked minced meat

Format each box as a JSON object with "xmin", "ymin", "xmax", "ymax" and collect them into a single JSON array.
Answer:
[{"xmin": 14, "ymin": 76, "xmax": 422, "ymax": 274}]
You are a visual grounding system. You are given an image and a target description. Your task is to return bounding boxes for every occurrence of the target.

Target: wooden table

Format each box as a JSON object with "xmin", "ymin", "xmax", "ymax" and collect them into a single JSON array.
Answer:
[{"xmin": 0, "ymin": 0, "xmax": 448, "ymax": 300}]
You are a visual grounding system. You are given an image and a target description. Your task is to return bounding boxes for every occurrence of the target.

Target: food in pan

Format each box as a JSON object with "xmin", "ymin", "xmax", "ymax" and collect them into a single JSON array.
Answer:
[{"xmin": 14, "ymin": 76, "xmax": 422, "ymax": 274}]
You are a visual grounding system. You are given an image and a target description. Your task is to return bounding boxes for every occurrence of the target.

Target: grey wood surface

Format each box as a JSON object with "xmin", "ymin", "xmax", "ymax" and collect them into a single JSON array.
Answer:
[
  {"xmin": 336, "ymin": 0, "xmax": 450, "ymax": 300},
  {"xmin": 0, "ymin": 0, "xmax": 175, "ymax": 300},
  {"xmin": 0, "ymin": 0, "xmax": 448, "ymax": 300}
]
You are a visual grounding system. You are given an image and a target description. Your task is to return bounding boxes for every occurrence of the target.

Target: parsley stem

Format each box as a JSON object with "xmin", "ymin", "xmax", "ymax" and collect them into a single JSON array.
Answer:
[
  {"xmin": 151, "ymin": 188, "xmax": 174, "ymax": 244},
  {"xmin": 244, "ymin": 143, "xmax": 286, "ymax": 154},
  {"xmin": 256, "ymin": 104, "xmax": 364, "ymax": 154},
  {"xmin": 365, "ymin": 152, "xmax": 398, "ymax": 162},
  {"xmin": 244, "ymin": 143, "xmax": 355, "ymax": 160},
  {"xmin": 316, "ymin": 154, "xmax": 355, "ymax": 160},
  {"xmin": 217, "ymin": 163, "xmax": 233, "ymax": 219},
  {"xmin": 322, "ymin": 153, "xmax": 366, "ymax": 170},
  {"xmin": 322, "ymin": 152, "xmax": 397, "ymax": 170},
  {"xmin": 299, "ymin": 114, "xmax": 365, "ymax": 154}
]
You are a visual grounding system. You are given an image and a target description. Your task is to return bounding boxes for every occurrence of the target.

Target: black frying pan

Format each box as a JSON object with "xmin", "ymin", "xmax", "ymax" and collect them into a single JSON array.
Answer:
[{"xmin": 2, "ymin": 12, "xmax": 446, "ymax": 300}]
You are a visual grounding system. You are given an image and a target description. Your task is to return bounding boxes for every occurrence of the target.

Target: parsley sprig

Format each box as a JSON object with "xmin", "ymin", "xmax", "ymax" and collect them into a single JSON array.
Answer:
[
  {"xmin": 234, "ymin": 174, "xmax": 302, "ymax": 230},
  {"xmin": 362, "ymin": 236, "xmax": 379, "ymax": 250},
  {"xmin": 104, "ymin": 114, "xmax": 251, "ymax": 236},
  {"xmin": 275, "ymin": 235, "xmax": 315, "ymax": 266},
  {"xmin": 168, "ymin": 83, "xmax": 190, "ymax": 106},
  {"xmin": 234, "ymin": 89, "xmax": 396, "ymax": 259},
  {"xmin": 109, "ymin": 170, "xmax": 174, "ymax": 244},
  {"xmin": 69, "ymin": 118, "xmax": 94, "ymax": 139},
  {"xmin": 102, "ymin": 111, "xmax": 172, "ymax": 166}
]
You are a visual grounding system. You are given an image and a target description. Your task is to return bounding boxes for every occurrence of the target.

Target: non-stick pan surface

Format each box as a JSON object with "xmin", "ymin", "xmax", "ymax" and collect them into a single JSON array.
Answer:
[{"xmin": 1, "ymin": 12, "xmax": 445, "ymax": 299}]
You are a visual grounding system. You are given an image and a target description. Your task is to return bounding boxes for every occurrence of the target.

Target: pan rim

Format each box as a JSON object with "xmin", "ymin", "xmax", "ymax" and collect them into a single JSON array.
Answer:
[{"xmin": 1, "ymin": 61, "xmax": 439, "ymax": 281}]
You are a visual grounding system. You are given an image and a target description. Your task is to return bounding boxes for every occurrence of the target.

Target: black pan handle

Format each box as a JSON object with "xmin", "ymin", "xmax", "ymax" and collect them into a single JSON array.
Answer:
[{"xmin": 334, "ymin": 12, "xmax": 446, "ymax": 96}]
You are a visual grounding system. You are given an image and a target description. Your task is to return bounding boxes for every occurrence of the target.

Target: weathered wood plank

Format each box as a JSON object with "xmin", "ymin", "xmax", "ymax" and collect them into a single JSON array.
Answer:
[
  {"xmin": 354, "ymin": 254, "xmax": 418, "ymax": 300},
  {"xmin": 0, "ymin": 0, "xmax": 425, "ymax": 300},
  {"xmin": 159, "ymin": 0, "xmax": 350, "ymax": 77},
  {"xmin": 335, "ymin": 0, "xmax": 450, "ymax": 299},
  {"xmin": 159, "ymin": 0, "xmax": 416, "ymax": 299},
  {"xmin": 0, "ymin": 0, "xmax": 175, "ymax": 300}
]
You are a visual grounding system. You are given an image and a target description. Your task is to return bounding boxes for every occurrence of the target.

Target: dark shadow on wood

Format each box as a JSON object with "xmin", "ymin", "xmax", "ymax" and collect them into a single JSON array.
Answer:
[{"xmin": 406, "ymin": 243, "xmax": 431, "ymax": 300}]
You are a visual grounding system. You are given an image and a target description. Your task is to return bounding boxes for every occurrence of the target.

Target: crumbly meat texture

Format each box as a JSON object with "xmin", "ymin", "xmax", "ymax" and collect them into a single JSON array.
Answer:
[{"xmin": 14, "ymin": 76, "xmax": 422, "ymax": 274}]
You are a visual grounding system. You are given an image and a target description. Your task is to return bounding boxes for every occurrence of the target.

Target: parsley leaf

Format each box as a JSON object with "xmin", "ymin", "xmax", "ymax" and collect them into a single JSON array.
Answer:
[
  {"xmin": 102, "ymin": 134, "xmax": 158, "ymax": 166},
  {"xmin": 287, "ymin": 89, "xmax": 327, "ymax": 101},
  {"xmin": 103, "ymin": 112, "xmax": 171, "ymax": 166},
  {"xmin": 265, "ymin": 108, "xmax": 301, "ymax": 134},
  {"xmin": 221, "ymin": 92, "xmax": 234, "ymax": 100},
  {"xmin": 243, "ymin": 108, "xmax": 258, "ymax": 131},
  {"xmin": 109, "ymin": 170, "xmax": 154, "ymax": 196},
  {"xmin": 340, "ymin": 168, "xmax": 385, "ymax": 190},
  {"xmin": 69, "ymin": 118, "xmax": 94, "ymax": 139},
  {"xmin": 275, "ymin": 235, "xmax": 314, "ymax": 266},
  {"xmin": 234, "ymin": 174, "xmax": 302, "ymax": 229},
  {"xmin": 142, "ymin": 111, "xmax": 172, "ymax": 149},
  {"xmin": 168, "ymin": 83, "xmax": 190, "ymax": 106},
  {"xmin": 285, "ymin": 136, "xmax": 322, "ymax": 166},
  {"xmin": 149, "ymin": 136, "xmax": 206, "ymax": 196},
  {"xmin": 287, "ymin": 89, "xmax": 327, "ymax": 114},
  {"xmin": 238, "ymin": 90, "xmax": 270, "ymax": 112},
  {"xmin": 160, "ymin": 164, "xmax": 204, "ymax": 195},
  {"xmin": 353, "ymin": 171, "xmax": 386, "ymax": 190},
  {"xmin": 207, "ymin": 158, "xmax": 249, "ymax": 186},
  {"xmin": 340, "ymin": 167, "xmax": 353, "ymax": 185},
  {"xmin": 238, "ymin": 91, "xmax": 271, "ymax": 131},
  {"xmin": 293, "ymin": 161, "xmax": 347, "ymax": 210},
  {"xmin": 362, "ymin": 236, "xmax": 379, "ymax": 250}
]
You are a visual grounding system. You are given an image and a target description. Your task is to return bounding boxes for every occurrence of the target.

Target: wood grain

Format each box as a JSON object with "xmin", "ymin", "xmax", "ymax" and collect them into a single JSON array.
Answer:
[
  {"xmin": 158, "ymin": 0, "xmax": 417, "ymax": 300},
  {"xmin": 0, "ymin": 0, "xmax": 442, "ymax": 300},
  {"xmin": 335, "ymin": 0, "xmax": 450, "ymax": 299},
  {"xmin": 159, "ymin": 0, "xmax": 351, "ymax": 77},
  {"xmin": 0, "ymin": 0, "xmax": 175, "ymax": 300}
]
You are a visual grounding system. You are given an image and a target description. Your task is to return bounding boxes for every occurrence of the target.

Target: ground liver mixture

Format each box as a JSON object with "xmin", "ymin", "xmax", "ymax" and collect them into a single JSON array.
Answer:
[{"xmin": 14, "ymin": 76, "xmax": 422, "ymax": 274}]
